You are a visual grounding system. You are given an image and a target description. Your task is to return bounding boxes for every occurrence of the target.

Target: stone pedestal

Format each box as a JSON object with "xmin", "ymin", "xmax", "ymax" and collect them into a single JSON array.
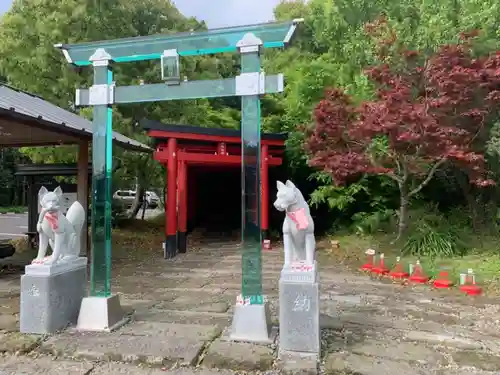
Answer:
[
  {"xmin": 77, "ymin": 295, "xmax": 128, "ymax": 332},
  {"xmin": 279, "ymin": 262, "xmax": 320, "ymax": 355},
  {"xmin": 20, "ymin": 257, "xmax": 88, "ymax": 334}
]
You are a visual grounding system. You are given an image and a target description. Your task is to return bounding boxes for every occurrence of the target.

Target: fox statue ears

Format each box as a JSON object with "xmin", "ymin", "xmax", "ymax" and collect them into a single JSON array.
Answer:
[
  {"xmin": 53, "ymin": 186, "xmax": 63, "ymax": 198},
  {"xmin": 38, "ymin": 186, "xmax": 48, "ymax": 203},
  {"xmin": 276, "ymin": 180, "xmax": 297, "ymax": 190},
  {"xmin": 38, "ymin": 186, "xmax": 63, "ymax": 203}
]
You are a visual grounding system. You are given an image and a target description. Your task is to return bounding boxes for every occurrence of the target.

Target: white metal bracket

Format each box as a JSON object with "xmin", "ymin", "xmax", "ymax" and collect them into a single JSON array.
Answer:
[
  {"xmin": 75, "ymin": 89, "xmax": 82, "ymax": 106},
  {"xmin": 90, "ymin": 48, "xmax": 112, "ymax": 67},
  {"xmin": 277, "ymin": 73, "xmax": 284, "ymax": 93},
  {"xmin": 88, "ymin": 83, "xmax": 115, "ymax": 105},
  {"xmin": 235, "ymin": 72, "xmax": 266, "ymax": 96},
  {"xmin": 237, "ymin": 33, "xmax": 263, "ymax": 54},
  {"xmin": 239, "ymin": 45, "xmax": 260, "ymax": 54},
  {"xmin": 161, "ymin": 49, "xmax": 181, "ymax": 84}
]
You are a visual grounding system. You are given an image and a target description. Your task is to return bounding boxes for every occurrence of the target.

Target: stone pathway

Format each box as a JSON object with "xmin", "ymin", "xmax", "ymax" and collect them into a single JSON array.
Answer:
[{"xmin": 1, "ymin": 242, "xmax": 500, "ymax": 374}]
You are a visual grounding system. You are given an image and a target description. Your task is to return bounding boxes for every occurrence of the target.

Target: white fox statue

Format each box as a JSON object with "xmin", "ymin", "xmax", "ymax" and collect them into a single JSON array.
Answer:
[
  {"xmin": 33, "ymin": 186, "xmax": 85, "ymax": 266},
  {"xmin": 273, "ymin": 180, "xmax": 316, "ymax": 267}
]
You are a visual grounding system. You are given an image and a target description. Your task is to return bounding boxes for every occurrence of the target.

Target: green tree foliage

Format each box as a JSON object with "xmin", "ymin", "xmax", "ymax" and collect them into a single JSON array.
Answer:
[
  {"xmin": 264, "ymin": 0, "xmax": 500, "ymax": 232},
  {"xmin": 305, "ymin": 27, "xmax": 500, "ymax": 240},
  {"xmin": 0, "ymin": 0, "xmax": 239, "ymax": 207},
  {"xmin": 0, "ymin": 148, "xmax": 19, "ymax": 206}
]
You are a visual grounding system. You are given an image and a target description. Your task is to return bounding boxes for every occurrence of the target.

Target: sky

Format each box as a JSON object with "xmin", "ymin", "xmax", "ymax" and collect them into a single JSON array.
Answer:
[{"xmin": 0, "ymin": 0, "xmax": 280, "ymax": 27}]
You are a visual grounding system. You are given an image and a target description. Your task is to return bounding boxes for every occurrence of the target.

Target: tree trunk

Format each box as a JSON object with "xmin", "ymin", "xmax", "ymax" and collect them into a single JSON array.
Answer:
[
  {"xmin": 396, "ymin": 183, "xmax": 409, "ymax": 242},
  {"xmin": 141, "ymin": 193, "xmax": 147, "ymax": 220},
  {"xmin": 454, "ymin": 168, "xmax": 483, "ymax": 231},
  {"xmin": 393, "ymin": 158, "xmax": 447, "ymax": 241},
  {"xmin": 127, "ymin": 180, "xmax": 145, "ymax": 219}
]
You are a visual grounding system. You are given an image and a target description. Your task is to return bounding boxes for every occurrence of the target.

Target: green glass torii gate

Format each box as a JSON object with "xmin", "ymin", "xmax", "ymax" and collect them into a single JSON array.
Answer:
[{"xmin": 56, "ymin": 20, "xmax": 302, "ymax": 336}]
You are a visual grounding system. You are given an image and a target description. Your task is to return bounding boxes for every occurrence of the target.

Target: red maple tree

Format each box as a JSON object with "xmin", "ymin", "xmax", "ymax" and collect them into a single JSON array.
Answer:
[{"xmin": 305, "ymin": 20, "xmax": 500, "ymax": 239}]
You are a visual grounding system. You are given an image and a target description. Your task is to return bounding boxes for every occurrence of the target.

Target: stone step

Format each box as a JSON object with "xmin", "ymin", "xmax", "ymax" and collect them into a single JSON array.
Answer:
[
  {"xmin": 39, "ymin": 321, "xmax": 222, "ymax": 366},
  {"xmin": 40, "ymin": 333, "xmax": 204, "ymax": 366}
]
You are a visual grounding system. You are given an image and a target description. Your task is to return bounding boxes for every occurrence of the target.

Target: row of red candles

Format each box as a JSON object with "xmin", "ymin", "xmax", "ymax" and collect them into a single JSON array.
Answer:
[{"xmin": 360, "ymin": 253, "xmax": 482, "ymax": 296}]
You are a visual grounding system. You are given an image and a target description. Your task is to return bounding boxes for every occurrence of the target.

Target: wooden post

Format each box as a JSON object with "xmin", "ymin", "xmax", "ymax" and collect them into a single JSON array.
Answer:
[
  {"xmin": 261, "ymin": 144, "xmax": 269, "ymax": 241},
  {"xmin": 77, "ymin": 141, "xmax": 89, "ymax": 258},
  {"xmin": 165, "ymin": 138, "xmax": 178, "ymax": 258},
  {"xmin": 26, "ymin": 175, "xmax": 38, "ymax": 249}
]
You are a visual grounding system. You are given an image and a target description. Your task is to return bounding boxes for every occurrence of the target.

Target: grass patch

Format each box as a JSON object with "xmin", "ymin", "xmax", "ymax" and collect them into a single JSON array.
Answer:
[
  {"xmin": 0, "ymin": 206, "xmax": 27, "ymax": 214},
  {"xmin": 8, "ymin": 237, "xmax": 31, "ymax": 254},
  {"xmin": 319, "ymin": 232, "xmax": 500, "ymax": 295}
]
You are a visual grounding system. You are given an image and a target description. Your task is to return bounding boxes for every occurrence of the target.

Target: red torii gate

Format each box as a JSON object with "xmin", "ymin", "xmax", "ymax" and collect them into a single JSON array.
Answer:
[{"xmin": 143, "ymin": 120, "xmax": 286, "ymax": 257}]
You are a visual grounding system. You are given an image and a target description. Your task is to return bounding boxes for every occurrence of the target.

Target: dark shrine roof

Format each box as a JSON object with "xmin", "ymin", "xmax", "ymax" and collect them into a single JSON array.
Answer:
[
  {"xmin": 15, "ymin": 163, "xmax": 92, "ymax": 177},
  {"xmin": 0, "ymin": 84, "xmax": 150, "ymax": 151},
  {"xmin": 141, "ymin": 119, "xmax": 287, "ymax": 142}
]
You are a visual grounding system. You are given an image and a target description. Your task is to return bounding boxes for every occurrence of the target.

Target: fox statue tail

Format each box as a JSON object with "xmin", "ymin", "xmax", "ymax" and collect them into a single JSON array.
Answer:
[{"xmin": 66, "ymin": 201, "xmax": 85, "ymax": 257}]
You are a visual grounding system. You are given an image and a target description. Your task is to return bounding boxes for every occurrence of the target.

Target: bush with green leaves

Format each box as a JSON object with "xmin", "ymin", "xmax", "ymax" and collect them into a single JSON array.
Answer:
[
  {"xmin": 111, "ymin": 199, "xmax": 128, "ymax": 227},
  {"xmin": 402, "ymin": 208, "xmax": 468, "ymax": 258},
  {"xmin": 351, "ymin": 209, "xmax": 395, "ymax": 235}
]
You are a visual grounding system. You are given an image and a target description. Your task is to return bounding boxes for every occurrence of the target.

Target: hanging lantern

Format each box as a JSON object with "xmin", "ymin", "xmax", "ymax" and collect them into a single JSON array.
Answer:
[{"xmin": 161, "ymin": 49, "xmax": 181, "ymax": 85}]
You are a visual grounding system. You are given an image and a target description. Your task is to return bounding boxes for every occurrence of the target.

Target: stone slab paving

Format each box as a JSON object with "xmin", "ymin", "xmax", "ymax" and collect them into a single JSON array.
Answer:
[
  {"xmin": 0, "ymin": 332, "xmax": 40, "ymax": 353},
  {"xmin": 0, "ymin": 356, "xmax": 251, "ymax": 375},
  {"xmin": 202, "ymin": 340, "xmax": 274, "ymax": 371},
  {"xmin": 133, "ymin": 309, "xmax": 232, "ymax": 328},
  {"xmin": 39, "ymin": 321, "xmax": 222, "ymax": 366},
  {"xmin": 91, "ymin": 363, "xmax": 240, "ymax": 375},
  {"xmin": 2, "ymin": 241, "xmax": 500, "ymax": 374},
  {"xmin": 40, "ymin": 331, "xmax": 207, "ymax": 366},
  {"xmin": 0, "ymin": 356, "xmax": 94, "ymax": 375}
]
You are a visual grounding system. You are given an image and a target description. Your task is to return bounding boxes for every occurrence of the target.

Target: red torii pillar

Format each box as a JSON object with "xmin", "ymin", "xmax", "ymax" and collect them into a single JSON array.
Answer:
[
  {"xmin": 165, "ymin": 138, "xmax": 177, "ymax": 258},
  {"xmin": 177, "ymin": 160, "xmax": 188, "ymax": 253}
]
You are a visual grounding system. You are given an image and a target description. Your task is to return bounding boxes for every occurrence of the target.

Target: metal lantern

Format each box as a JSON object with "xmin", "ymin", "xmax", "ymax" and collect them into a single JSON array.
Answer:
[{"xmin": 161, "ymin": 49, "xmax": 180, "ymax": 84}]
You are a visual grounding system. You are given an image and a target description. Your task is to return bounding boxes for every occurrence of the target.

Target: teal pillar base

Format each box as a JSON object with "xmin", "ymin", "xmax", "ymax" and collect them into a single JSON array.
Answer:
[
  {"xmin": 77, "ymin": 295, "xmax": 128, "ymax": 332},
  {"xmin": 229, "ymin": 299, "xmax": 275, "ymax": 344}
]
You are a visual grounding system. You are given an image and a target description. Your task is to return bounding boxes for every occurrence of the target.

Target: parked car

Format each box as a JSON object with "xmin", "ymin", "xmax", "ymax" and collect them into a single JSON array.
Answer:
[
  {"xmin": 113, "ymin": 190, "xmax": 159, "ymax": 209},
  {"xmin": 145, "ymin": 191, "xmax": 160, "ymax": 209},
  {"xmin": 113, "ymin": 190, "xmax": 136, "ymax": 208}
]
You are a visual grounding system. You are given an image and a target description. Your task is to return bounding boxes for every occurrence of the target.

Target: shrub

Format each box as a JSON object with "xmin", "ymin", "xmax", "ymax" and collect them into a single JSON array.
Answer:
[
  {"xmin": 111, "ymin": 199, "xmax": 128, "ymax": 227},
  {"xmin": 402, "ymin": 208, "xmax": 468, "ymax": 257},
  {"xmin": 351, "ymin": 209, "xmax": 395, "ymax": 235},
  {"xmin": 0, "ymin": 206, "xmax": 27, "ymax": 214}
]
